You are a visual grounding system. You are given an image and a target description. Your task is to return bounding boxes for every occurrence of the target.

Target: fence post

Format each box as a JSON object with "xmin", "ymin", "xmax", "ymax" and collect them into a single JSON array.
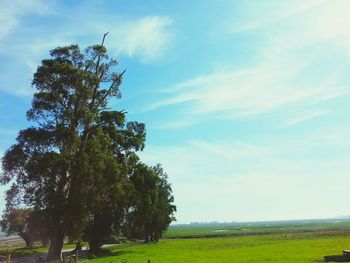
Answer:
[
  {"xmin": 7, "ymin": 254, "xmax": 10, "ymax": 263},
  {"xmin": 75, "ymin": 250, "xmax": 79, "ymax": 263}
]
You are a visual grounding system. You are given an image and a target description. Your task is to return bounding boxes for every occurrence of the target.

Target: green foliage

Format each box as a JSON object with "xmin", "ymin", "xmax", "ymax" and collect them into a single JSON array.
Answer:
[
  {"xmin": 1, "ymin": 208, "xmax": 33, "ymax": 248},
  {"xmin": 1, "ymin": 208, "xmax": 48, "ymax": 248},
  {"xmin": 0, "ymin": 37, "xmax": 167, "ymax": 260},
  {"xmin": 124, "ymin": 164, "xmax": 176, "ymax": 242}
]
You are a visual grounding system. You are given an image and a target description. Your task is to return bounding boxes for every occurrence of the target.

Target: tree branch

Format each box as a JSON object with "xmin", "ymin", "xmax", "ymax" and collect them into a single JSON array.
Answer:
[
  {"xmin": 95, "ymin": 32, "xmax": 108, "ymax": 75},
  {"xmin": 94, "ymin": 69, "xmax": 126, "ymax": 110},
  {"xmin": 83, "ymin": 32, "xmax": 109, "ymax": 72},
  {"xmin": 89, "ymin": 32, "xmax": 109, "ymax": 109}
]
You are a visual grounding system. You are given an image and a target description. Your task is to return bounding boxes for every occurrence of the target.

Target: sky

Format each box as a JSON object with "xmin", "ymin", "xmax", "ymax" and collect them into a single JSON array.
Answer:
[{"xmin": 1, "ymin": 0, "xmax": 350, "ymax": 224}]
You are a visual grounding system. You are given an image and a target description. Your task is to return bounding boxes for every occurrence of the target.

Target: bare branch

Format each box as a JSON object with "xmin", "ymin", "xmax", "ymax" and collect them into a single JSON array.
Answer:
[
  {"xmin": 95, "ymin": 32, "xmax": 109, "ymax": 75},
  {"xmin": 94, "ymin": 69, "xmax": 126, "ymax": 110},
  {"xmin": 83, "ymin": 32, "xmax": 109, "ymax": 72},
  {"xmin": 101, "ymin": 32, "xmax": 109, "ymax": 47},
  {"xmin": 89, "ymin": 32, "xmax": 110, "ymax": 109}
]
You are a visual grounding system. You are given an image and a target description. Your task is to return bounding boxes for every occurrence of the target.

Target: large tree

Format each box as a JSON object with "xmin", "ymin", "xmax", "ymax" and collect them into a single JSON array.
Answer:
[
  {"xmin": 83, "ymin": 150, "xmax": 134, "ymax": 253},
  {"xmin": 125, "ymin": 163, "xmax": 176, "ymax": 242},
  {"xmin": 1, "ymin": 208, "xmax": 48, "ymax": 248},
  {"xmin": 1, "ymin": 208, "xmax": 34, "ymax": 248},
  {"xmin": 0, "ymin": 34, "xmax": 146, "ymax": 260}
]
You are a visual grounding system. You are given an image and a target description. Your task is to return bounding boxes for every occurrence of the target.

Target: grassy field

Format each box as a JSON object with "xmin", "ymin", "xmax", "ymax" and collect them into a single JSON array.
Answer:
[
  {"xmin": 0, "ymin": 242, "xmax": 77, "ymax": 258},
  {"xmin": 84, "ymin": 231, "xmax": 350, "ymax": 263},
  {"xmin": 2, "ymin": 219, "xmax": 350, "ymax": 262},
  {"xmin": 164, "ymin": 219, "xmax": 350, "ymax": 237}
]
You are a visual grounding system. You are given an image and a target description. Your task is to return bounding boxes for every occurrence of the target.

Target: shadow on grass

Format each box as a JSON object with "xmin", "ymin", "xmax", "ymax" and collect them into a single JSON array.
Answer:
[
  {"xmin": 7, "ymin": 245, "xmax": 138, "ymax": 261},
  {"xmin": 4, "ymin": 246, "xmax": 47, "ymax": 258},
  {"xmin": 88, "ymin": 248, "xmax": 134, "ymax": 260}
]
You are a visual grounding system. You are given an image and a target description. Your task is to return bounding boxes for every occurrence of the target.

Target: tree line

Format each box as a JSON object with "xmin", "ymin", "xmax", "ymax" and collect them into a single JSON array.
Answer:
[{"xmin": 0, "ymin": 35, "xmax": 176, "ymax": 260}]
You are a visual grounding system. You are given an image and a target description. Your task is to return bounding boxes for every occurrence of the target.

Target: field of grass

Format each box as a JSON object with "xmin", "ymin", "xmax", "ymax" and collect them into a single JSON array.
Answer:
[
  {"xmin": 2, "ymin": 219, "xmax": 350, "ymax": 262},
  {"xmin": 164, "ymin": 219, "xmax": 350, "ymax": 237},
  {"xmin": 84, "ymin": 231, "xmax": 350, "ymax": 263},
  {"xmin": 0, "ymin": 242, "xmax": 77, "ymax": 258}
]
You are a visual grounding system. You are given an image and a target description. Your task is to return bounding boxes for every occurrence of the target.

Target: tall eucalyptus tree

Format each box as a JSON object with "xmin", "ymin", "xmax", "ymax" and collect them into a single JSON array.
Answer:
[{"xmin": 1, "ymin": 34, "xmax": 145, "ymax": 260}]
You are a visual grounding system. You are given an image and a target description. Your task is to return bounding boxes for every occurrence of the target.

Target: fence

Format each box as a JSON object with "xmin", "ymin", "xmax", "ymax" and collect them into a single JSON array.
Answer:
[
  {"xmin": 0, "ymin": 254, "xmax": 10, "ymax": 263},
  {"xmin": 0, "ymin": 241, "xmax": 143, "ymax": 263},
  {"xmin": 63, "ymin": 249, "xmax": 89, "ymax": 263},
  {"xmin": 62, "ymin": 243, "xmax": 141, "ymax": 262},
  {"xmin": 107, "ymin": 241, "xmax": 142, "ymax": 251}
]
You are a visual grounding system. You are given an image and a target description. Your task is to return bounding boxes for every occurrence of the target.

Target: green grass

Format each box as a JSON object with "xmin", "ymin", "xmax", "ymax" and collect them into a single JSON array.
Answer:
[
  {"xmin": 164, "ymin": 219, "xmax": 350, "ymax": 237},
  {"xmin": 83, "ymin": 231, "xmax": 350, "ymax": 263},
  {"xmin": 3, "ymin": 220, "xmax": 350, "ymax": 262},
  {"xmin": 0, "ymin": 242, "xmax": 77, "ymax": 258}
]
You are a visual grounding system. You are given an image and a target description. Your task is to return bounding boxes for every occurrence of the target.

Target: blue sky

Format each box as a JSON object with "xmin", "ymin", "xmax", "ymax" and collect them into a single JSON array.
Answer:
[{"xmin": 1, "ymin": 0, "xmax": 350, "ymax": 223}]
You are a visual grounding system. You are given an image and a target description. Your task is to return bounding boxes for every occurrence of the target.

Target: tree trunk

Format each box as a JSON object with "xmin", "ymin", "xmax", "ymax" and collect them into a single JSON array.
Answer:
[
  {"xmin": 24, "ymin": 239, "xmax": 33, "ymax": 249},
  {"xmin": 41, "ymin": 237, "xmax": 49, "ymax": 247},
  {"xmin": 144, "ymin": 233, "xmax": 150, "ymax": 243},
  {"xmin": 68, "ymin": 235, "xmax": 75, "ymax": 244},
  {"xmin": 89, "ymin": 239, "xmax": 103, "ymax": 255},
  {"xmin": 19, "ymin": 233, "xmax": 32, "ymax": 249},
  {"xmin": 47, "ymin": 232, "xmax": 64, "ymax": 261}
]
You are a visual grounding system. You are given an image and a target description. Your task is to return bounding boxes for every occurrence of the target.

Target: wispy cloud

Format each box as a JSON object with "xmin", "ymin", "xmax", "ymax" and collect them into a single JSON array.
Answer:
[
  {"xmin": 0, "ymin": 0, "xmax": 56, "ymax": 39},
  {"xmin": 107, "ymin": 16, "xmax": 173, "ymax": 62},
  {"xmin": 146, "ymin": 0, "xmax": 350, "ymax": 126},
  {"xmin": 147, "ymin": 59, "xmax": 349, "ymax": 116},
  {"xmin": 88, "ymin": 15, "xmax": 173, "ymax": 61},
  {"xmin": 257, "ymin": 1, "xmax": 350, "ymax": 59},
  {"xmin": 155, "ymin": 117, "xmax": 201, "ymax": 129},
  {"xmin": 0, "ymin": 5, "xmax": 174, "ymax": 96},
  {"xmin": 283, "ymin": 111, "xmax": 329, "ymax": 127},
  {"xmin": 231, "ymin": 0, "xmax": 326, "ymax": 33},
  {"xmin": 141, "ymin": 126, "xmax": 350, "ymax": 222}
]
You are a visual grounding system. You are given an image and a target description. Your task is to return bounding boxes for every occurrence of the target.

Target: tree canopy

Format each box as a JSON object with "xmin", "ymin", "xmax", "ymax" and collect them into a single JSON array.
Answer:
[
  {"xmin": 1, "ymin": 35, "xmax": 175, "ymax": 260},
  {"xmin": 125, "ymin": 163, "xmax": 176, "ymax": 242}
]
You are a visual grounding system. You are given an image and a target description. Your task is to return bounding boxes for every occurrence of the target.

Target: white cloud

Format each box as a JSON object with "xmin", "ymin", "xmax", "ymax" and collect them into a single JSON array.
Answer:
[
  {"xmin": 0, "ymin": 12, "xmax": 174, "ymax": 96},
  {"xmin": 283, "ymin": 111, "xmax": 329, "ymax": 127},
  {"xmin": 90, "ymin": 16, "xmax": 173, "ymax": 62},
  {"xmin": 0, "ymin": 0, "xmax": 55, "ymax": 39},
  {"xmin": 0, "ymin": 0, "xmax": 64, "ymax": 97},
  {"xmin": 155, "ymin": 117, "xmax": 201, "ymax": 129},
  {"xmin": 146, "ymin": 0, "xmax": 350, "ymax": 123},
  {"xmin": 110, "ymin": 16, "xmax": 173, "ymax": 61},
  {"xmin": 231, "ymin": 0, "xmax": 326, "ymax": 33},
  {"xmin": 147, "ymin": 59, "xmax": 349, "ymax": 117},
  {"xmin": 229, "ymin": 0, "xmax": 350, "ymax": 61},
  {"xmin": 259, "ymin": 1, "xmax": 350, "ymax": 59},
  {"xmin": 141, "ymin": 126, "xmax": 350, "ymax": 223}
]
